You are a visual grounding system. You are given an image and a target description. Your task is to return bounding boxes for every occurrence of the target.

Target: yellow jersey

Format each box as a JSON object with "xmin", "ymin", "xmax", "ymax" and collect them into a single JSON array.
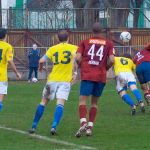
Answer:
[
  {"xmin": 46, "ymin": 43, "xmax": 78, "ymax": 82},
  {"xmin": 114, "ymin": 57, "xmax": 135, "ymax": 76},
  {"xmin": 0, "ymin": 41, "xmax": 14, "ymax": 82}
]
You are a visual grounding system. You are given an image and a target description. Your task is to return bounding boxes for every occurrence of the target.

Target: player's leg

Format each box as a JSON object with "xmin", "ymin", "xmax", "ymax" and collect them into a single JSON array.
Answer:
[
  {"xmin": 50, "ymin": 82, "xmax": 70, "ymax": 135},
  {"xmin": 28, "ymin": 67, "xmax": 33, "ymax": 82},
  {"xmin": 0, "ymin": 82, "xmax": 8, "ymax": 112},
  {"xmin": 51, "ymin": 99, "xmax": 65, "ymax": 135},
  {"xmin": 0, "ymin": 94, "xmax": 5, "ymax": 112},
  {"xmin": 128, "ymin": 82, "xmax": 145, "ymax": 112},
  {"xmin": 29, "ymin": 83, "xmax": 55, "ymax": 134},
  {"xmin": 28, "ymin": 98, "xmax": 48, "ymax": 133},
  {"xmin": 141, "ymin": 82, "xmax": 150, "ymax": 105},
  {"xmin": 34, "ymin": 67, "xmax": 38, "ymax": 79},
  {"xmin": 119, "ymin": 90, "xmax": 136, "ymax": 115},
  {"xmin": 86, "ymin": 82, "xmax": 105, "ymax": 136},
  {"xmin": 75, "ymin": 80, "xmax": 93, "ymax": 137}
]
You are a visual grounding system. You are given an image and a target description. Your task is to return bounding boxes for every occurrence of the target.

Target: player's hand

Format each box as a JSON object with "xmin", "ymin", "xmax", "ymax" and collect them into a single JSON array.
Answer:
[
  {"xmin": 39, "ymin": 66, "xmax": 47, "ymax": 72},
  {"xmin": 71, "ymin": 72, "xmax": 77, "ymax": 85},
  {"xmin": 16, "ymin": 72, "xmax": 22, "ymax": 79}
]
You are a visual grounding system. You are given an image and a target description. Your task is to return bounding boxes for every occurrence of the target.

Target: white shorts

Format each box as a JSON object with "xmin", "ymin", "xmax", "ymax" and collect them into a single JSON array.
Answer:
[
  {"xmin": 0, "ymin": 82, "xmax": 8, "ymax": 95},
  {"xmin": 116, "ymin": 72, "xmax": 136, "ymax": 92},
  {"xmin": 42, "ymin": 82, "xmax": 71, "ymax": 101}
]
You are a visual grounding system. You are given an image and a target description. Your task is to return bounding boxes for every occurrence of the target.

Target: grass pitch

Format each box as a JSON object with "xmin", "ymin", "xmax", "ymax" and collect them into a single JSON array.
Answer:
[{"xmin": 0, "ymin": 80, "xmax": 150, "ymax": 150}]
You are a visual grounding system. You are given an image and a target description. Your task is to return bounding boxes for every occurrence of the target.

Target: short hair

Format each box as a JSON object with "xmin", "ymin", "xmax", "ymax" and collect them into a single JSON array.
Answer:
[
  {"xmin": 122, "ymin": 53, "xmax": 132, "ymax": 59},
  {"xmin": 92, "ymin": 22, "xmax": 101, "ymax": 34},
  {"xmin": 57, "ymin": 30, "xmax": 69, "ymax": 42},
  {"xmin": 0, "ymin": 28, "xmax": 7, "ymax": 39}
]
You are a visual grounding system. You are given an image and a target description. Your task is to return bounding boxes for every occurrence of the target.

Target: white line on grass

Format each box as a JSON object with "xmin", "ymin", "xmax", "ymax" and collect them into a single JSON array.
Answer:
[{"xmin": 0, "ymin": 125, "xmax": 96, "ymax": 150}]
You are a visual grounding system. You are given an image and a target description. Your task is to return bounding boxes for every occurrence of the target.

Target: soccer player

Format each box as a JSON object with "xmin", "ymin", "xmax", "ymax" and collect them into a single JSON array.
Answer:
[
  {"xmin": 28, "ymin": 30, "xmax": 78, "ymax": 135},
  {"xmin": 113, "ymin": 53, "xmax": 145, "ymax": 115},
  {"xmin": 75, "ymin": 22, "xmax": 114, "ymax": 137},
  {"xmin": 0, "ymin": 28, "xmax": 21, "ymax": 112},
  {"xmin": 134, "ymin": 43, "xmax": 150, "ymax": 105}
]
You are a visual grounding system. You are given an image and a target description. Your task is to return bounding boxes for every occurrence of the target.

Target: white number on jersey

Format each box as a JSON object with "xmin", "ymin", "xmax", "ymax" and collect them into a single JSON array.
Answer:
[{"xmin": 88, "ymin": 44, "xmax": 104, "ymax": 61}]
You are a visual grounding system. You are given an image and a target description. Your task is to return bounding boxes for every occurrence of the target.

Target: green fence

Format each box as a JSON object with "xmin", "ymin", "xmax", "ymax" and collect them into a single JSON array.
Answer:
[{"xmin": 1, "ymin": 8, "xmax": 150, "ymax": 29}]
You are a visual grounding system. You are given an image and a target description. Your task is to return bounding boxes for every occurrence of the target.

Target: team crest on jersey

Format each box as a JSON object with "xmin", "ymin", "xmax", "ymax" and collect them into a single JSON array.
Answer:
[{"xmin": 89, "ymin": 39, "xmax": 106, "ymax": 45}]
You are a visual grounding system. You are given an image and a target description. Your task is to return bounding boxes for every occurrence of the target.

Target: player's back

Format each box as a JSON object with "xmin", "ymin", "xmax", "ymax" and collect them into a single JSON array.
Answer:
[
  {"xmin": 0, "ymin": 41, "xmax": 13, "ymax": 82},
  {"xmin": 77, "ymin": 37, "xmax": 114, "ymax": 82},
  {"xmin": 134, "ymin": 48, "xmax": 150, "ymax": 65},
  {"xmin": 46, "ymin": 43, "xmax": 77, "ymax": 82},
  {"xmin": 114, "ymin": 57, "xmax": 135, "ymax": 76}
]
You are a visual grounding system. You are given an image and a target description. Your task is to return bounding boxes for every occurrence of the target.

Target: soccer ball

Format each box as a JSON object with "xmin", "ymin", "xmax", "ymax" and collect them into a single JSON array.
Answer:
[
  {"xmin": 32, "ymin": 77, "xmax": 38, "ymax": 83},
  {"xmin": 120, "ymin": 31, "xmax": 131, "ymax": 42}
]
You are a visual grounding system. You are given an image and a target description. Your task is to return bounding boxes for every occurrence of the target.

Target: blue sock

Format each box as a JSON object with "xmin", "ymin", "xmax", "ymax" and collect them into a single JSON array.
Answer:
[
  {"xmin": 32, "ymin": 104, "xmax": 45, "ymax": 129},
  {"xmin": 0, "ymin": 101, "xmax": 3, "ymax": 112},
  {"xmin": 51, "ymin": 104, "xmax": 64, "ymax": 129},
  {"xmin": 132, "ymin": 89, "xmax": 142, "ymax": 102},
  {"xmin": 122, "ymin": 94, "xmax": 135, "ymax": 107}
]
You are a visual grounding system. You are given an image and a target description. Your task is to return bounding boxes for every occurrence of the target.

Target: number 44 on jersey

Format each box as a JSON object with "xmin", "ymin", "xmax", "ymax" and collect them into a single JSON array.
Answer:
[{"xmin": 88, "ymin": 44, "xmax": 104, "ymax": 65}]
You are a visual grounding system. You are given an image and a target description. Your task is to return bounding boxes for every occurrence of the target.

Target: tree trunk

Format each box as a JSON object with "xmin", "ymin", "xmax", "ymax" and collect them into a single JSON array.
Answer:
[{"xmin": 104, "ymin": 0, "xmax": 130, "ymax": 27}]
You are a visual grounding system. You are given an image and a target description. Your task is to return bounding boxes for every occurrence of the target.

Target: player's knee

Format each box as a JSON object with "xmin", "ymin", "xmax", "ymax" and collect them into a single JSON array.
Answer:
[
  {"xmin": 128, "ymin": 82, "xmax": 137, "ymax": 90},
  {"xmin": 119, "ymin": 90, "xmax": 126, "ymax": 97},
  {"xmin": 40, "ymin": 99, "xmax": 48, "ymax": 106}
]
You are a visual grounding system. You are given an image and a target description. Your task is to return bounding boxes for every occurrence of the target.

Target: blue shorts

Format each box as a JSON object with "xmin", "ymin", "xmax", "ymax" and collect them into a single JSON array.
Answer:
[
  {"xmin": 136, "ymin": 62, "xmax": 150, "ymax": 84},
  {"xmin": 80, "ymin": 80, "xmax": 105, "ymax": 97}
]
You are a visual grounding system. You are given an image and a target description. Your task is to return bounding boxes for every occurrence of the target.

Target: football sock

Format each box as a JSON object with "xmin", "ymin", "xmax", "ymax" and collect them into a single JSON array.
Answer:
[
  {"xmin": 32, "ymin": 104, "xmax": 45, "ymax": 129},
  {"xmin": 88, "ymin": 107, "xmax": 97, "ymax": 129},
  {"xmin": 132, "ymin": 89, "xmax": 142, "ymax": 102},
  {"xmin": 122, "ymin": 94, "xmax": 135, "ymax": 107},
  {"xmin": 0, "ymin": 101, "xmax": 3, "ymax": 112},
  {"xmin": 51, "ymin": 104, "xmax": 64, "ymax": 129},
  {"xmin": 89, "ymin": 107, "xmax": 97, "ymax": 123},
  {"xmin": 79, "ymin": 105, "xmax": 87, "ymax": 126}
]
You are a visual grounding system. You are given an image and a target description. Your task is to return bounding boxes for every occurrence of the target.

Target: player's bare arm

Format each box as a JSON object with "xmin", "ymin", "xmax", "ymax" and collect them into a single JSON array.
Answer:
[
  {"xmin": 8, "ymin": 60, "xmax": 21, "ymax": 79},
  {"xmin": 75, "ymin": 52, "xmax": 82, "ymax": 65},
  {"xmin": 39, "ymin": 56, "xmax": 46, "ymax": 72},
  {"xmin": 106, "ymin": 55, "xmax": 114, "ymax": 70},
  {"xmin": 71, "ymin": 57, "xmax": 78, "ymax": 84}
]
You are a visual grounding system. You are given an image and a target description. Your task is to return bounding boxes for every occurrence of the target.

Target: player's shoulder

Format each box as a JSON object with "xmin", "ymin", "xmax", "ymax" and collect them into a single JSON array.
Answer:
[
  {"xmin": 0, "ymin": 41, "xmax": 13, "ymax": 49},
  {"xmin": 66, "ymin": 43, "xmax": 78, "ymax": 49}
]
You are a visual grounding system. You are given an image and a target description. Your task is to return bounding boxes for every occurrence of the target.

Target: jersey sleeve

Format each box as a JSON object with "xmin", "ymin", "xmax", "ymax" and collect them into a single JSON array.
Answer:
[
  {"xmin": 77, "ymin": 40, "xmax": 85, "ymax": 55},
  {"xmin": 6, "ymin": 45, "xmax": 14, "ymax": 61},
  {"xmin": 45, "ymin": 47, "xmax": 52, "ymax": 60}
]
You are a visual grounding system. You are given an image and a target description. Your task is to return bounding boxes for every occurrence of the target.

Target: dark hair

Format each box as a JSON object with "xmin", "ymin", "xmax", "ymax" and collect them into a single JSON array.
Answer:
[
  {"xmin": 122, "ymin": 53, "xmax": 132, "ymax": 59},
  {"xmin": 92, "ymin": 22, "xmax": 101, "ymax": 34},
  {"xmin": 0, "ymin": 28, "xmax": 7, "ymax": 39},
  {"xmin": 145, "ymin": 42, "xmax": 150, "ymax": 51},
  {"xmin": 57, "ymin": 30, "xmax": 69, "ymax": 42}
]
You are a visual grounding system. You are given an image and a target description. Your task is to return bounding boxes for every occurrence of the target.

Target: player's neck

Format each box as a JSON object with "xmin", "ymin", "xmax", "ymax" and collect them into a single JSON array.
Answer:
[{"xmin": 93, "ymin": 34, "xmax": 102, "ymax": 38}]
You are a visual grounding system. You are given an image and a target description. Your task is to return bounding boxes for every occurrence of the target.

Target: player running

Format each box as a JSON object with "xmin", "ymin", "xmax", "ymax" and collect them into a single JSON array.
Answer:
[
  {"xmin": 75, "ymin": 22, "xmax": 114, "ymax": 137},
  {"xmin": 0, "ymin": 28, "xmax": 21, "ymax": 112},
  {"xmin": 134, "ymin": 43, "xmax": 150, "ymax": 105},
  {"xmin": 113, "ymin": 53, "xmax": 145, "ymax": 115},
  {"xmin": 28, "ymin": 30, "xmax": 78, "ymax": 135}
]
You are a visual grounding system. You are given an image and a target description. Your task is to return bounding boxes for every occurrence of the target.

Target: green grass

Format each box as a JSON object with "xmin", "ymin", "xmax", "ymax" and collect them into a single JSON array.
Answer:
[{"xmin": 0, "ymin": 80, "xmax": 150, "ymax": 150}]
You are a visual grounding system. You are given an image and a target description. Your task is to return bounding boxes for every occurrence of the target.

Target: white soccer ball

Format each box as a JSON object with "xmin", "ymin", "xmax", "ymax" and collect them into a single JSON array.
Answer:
[
  {"xmin": 120, "ymin": 31, "xmax": 131, "ymax": 42},
  {"xmin": 32, "ymin": 77, "xmax": 38, "ymax": 83}
]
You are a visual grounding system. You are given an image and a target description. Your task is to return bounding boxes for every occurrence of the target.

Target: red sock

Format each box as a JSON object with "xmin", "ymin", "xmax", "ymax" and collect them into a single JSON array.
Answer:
[
  {"xmin": 89, "ymin": 107, "xmax": 97, "ymax": 126},
  {"xmin": 79, "ymin": 105, "xmax": 87, "ymax": 126}
]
